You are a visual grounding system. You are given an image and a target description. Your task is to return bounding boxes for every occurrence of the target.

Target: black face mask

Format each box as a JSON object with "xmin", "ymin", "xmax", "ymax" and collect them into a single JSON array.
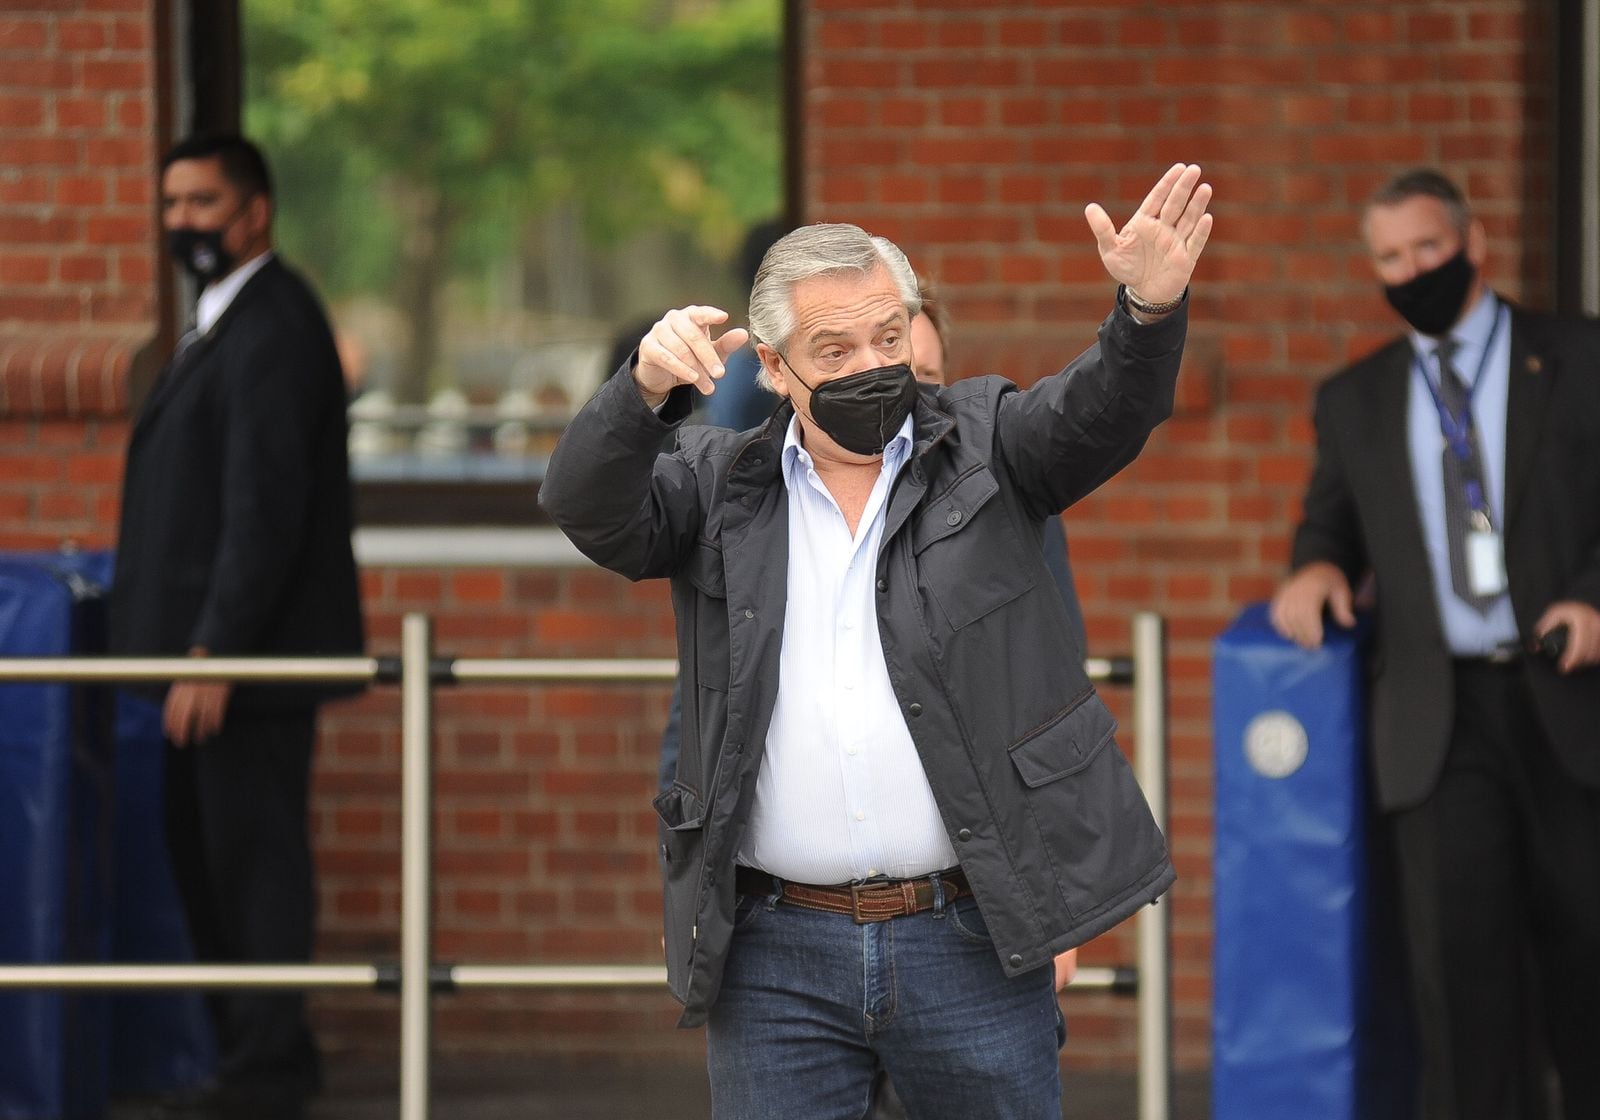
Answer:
[
  {"xmin": 166, "ymin": 203, "xmax": 249, "ymax": 283},
  {"xmin": 167, "ymin": 226, "xmax": 235, "ymax": 283},
  {"xmin": 785, "ymin": 361, "xmax": 919, "ymax": 456},
  {"xmin": 1383, "ymin": 248, "xmax": 1476, "ymax": 336}
]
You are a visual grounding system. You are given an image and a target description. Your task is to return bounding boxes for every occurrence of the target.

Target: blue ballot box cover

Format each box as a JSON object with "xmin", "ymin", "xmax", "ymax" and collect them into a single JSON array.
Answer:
[
  {"xmin": 55, "ymin": 551, "xmax": 217, "ymax": 1099},
  {"xmin": 0, "ymin": 551, "xmax": 213, "ymax": 1120},
  {"xmin": 0, "ymin": 556, "xmax": 115, "ymax": 1119},
  {"xmin": 1212, "ymin": 603, "xmax": 1413, "ymax": 1120}
]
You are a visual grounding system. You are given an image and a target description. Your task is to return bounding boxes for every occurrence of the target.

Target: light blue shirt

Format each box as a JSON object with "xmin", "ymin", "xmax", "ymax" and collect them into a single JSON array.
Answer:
[
  {"xmin": 736, "ymin": 412, "xmax": 958, "ymax": 884},
  {"xmin": 1405, "ymin": 289, "xmax": 1520, "ymax": 654}
]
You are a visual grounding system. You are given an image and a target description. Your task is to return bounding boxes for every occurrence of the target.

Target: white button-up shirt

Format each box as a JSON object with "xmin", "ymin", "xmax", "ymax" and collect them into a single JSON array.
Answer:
[
  {"xmin": 196, "ymin": 249, "xmax": 273, "ymax": 333},
  {"xmin": 736, "ymin": 413, "xmax": 959, "ymax": 884}
]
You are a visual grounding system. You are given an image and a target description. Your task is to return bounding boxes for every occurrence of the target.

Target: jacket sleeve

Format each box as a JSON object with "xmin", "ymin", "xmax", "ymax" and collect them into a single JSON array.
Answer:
[
  {"xmin": 1289, "ymin": 379, "xmax": 1369, "ymax": 583},
  {"xmin": 539, "ymin": 363, "xmax": 705, "ymax": 581},
  {"xmin": 189, "ymin": 305, "xmax": 336, "ymax": 654},
  {"xmin": 1552, "ymin": 317, "xmax": 1600, "ymax": 609},
  {"xmin": 993, "ymin": 293, "xmax": 1187, "ymax": 520}
]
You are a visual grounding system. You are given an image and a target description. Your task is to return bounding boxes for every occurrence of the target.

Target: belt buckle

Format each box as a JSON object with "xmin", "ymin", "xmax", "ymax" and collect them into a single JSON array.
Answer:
[
  {"xmin": 848, "ymin": 881, "xmax": 875, "ymax": 924},
  {"xmin": 849, "ymin": 879, "xmax": 920, "ymax": 923}
]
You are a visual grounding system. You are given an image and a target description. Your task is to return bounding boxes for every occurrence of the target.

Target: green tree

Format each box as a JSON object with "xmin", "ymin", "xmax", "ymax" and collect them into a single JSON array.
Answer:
[{"xmin": 245, "ymin": 0, "xmax": 781, "ymax": 402}]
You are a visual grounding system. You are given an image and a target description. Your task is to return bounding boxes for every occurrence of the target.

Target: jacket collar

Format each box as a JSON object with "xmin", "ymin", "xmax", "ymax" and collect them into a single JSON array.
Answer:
[
  {"xmin": 133, "ymin": 257, "xmax": 281, "ymax": 437},
  {"xmin": 885, "ymin": 389, "xmax": 956, "ymax": 542},
  {"xmin": 1502, "ymin": 303, "xmax": 1553, "ymax": 532},
  {"xmin": 196, "ymin": 249, "xmax": 275, "ymax": 333}
]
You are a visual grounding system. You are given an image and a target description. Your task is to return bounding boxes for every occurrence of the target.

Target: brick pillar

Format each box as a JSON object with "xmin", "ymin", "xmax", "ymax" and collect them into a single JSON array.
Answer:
[{"xmin": 0, "ymin": 1, "xmax": 159, "ymax": 549}]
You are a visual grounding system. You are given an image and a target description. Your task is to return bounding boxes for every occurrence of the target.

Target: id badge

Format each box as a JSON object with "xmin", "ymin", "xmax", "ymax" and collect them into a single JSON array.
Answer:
[{"xmin": 1467, "ymin": 529, "xmax": 1508, "ymax": 596}]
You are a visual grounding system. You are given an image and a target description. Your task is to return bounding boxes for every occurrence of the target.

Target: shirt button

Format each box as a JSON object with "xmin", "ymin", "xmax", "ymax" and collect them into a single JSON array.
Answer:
[
  {"xmin": 1009, "ymin": 954, "xmax": 1024, "ymax": 969},
  {"xmin": 907, "ymin": 702, "xmax": 923, "ymax": 717},
  {"xmin": 847, "ymin": 746, "xmax": 858, "ymax": 756},
  {"xmin": 855, "ymin": 810, "xmax": 866, "ymax": 821},
  {"xmin": 957, "ymin": 828, "xmax": 972, "ymax": 842},
  {"xmin": 744, "ymin": 609, "xmax": 755, "ymax": 619},
  {"xmin": 946, "ymin": 510, "xmax": 962, "ymax": 526},
  {"xmin": 876, "ymin": 578, "xmax": 887, "ymax": 592}
]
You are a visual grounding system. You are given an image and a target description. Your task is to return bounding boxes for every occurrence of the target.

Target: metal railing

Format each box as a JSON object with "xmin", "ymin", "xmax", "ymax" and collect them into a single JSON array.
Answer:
[{"xmin": 0, "ymin": 610, "xmax": 1172, "ymax": 1120}]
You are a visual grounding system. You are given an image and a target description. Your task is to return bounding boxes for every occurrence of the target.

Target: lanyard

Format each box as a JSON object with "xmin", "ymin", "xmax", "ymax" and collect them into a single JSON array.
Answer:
[{"xmin": 1413, "ymin": 301, "xmax": 1505, "ymax": 518}]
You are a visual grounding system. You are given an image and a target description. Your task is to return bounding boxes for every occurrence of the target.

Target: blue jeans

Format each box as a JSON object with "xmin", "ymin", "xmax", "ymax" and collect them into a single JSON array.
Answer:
[{"xmin": 706, "ymin": 881, "xmax": 1064, "ymax": 1120}]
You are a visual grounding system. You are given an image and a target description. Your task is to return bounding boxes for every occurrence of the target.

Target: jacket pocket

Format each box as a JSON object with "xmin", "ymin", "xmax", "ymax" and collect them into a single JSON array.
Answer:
[
  {"xmin": 1007, "ymin": 690, "xmax": 1118, "ymax": 787},
  {"xmin": 681, "ymin": 539, "xmax": 730, "ymax": 693},
  {"xmin": 911, "ymin": 467, "xmax": 1034, "ymax": 630},
  {"xmin": 653, "ymin": 783, "xmax": 706, "ymax": 858},
  {"xmin": 684, "ymin": 537, "xmax": 727, "ymax": 600},
  {"xmin": 653, "ymin": 783, "xmax": 707, "ymax": 997},
  {"xmin": 1007, "ymin": 689, "xmax": 1165, "ymax": 919}
]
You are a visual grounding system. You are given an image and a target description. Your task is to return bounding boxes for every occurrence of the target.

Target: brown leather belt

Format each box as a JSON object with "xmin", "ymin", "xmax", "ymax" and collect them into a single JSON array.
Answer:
[{"xmin": 735, "ymin": 866, "xmax": 971, "ymax": 924}]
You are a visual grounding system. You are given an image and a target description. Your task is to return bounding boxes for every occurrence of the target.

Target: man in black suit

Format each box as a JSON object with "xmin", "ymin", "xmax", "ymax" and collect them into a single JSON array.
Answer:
[
  {"xmin": 110, "ymin": 134, "xmax": 364, "ymax": 1119},
  {"xmin": 1271, "ymin": 169, "xmax": 1600, "ymax": 1120}
]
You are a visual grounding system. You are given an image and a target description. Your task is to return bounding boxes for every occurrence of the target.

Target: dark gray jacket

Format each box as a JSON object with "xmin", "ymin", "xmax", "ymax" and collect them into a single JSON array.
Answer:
[{"xmin": 541, "ymin": 299, "xmax": 1185, "ymax": 1026}]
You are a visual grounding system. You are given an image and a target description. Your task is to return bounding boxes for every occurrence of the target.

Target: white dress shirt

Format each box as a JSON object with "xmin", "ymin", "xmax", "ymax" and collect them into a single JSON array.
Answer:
[
  {"xmin": 196, "ymin": 249, "xmax": 274, "ymax": 334},
  {"xmin": 1405, "ymin": 289, "xmax": 1519, "ymax": 654},
  {"xmin": 736, "ymin": 413, "xmax": 959, "ymax": 885}
]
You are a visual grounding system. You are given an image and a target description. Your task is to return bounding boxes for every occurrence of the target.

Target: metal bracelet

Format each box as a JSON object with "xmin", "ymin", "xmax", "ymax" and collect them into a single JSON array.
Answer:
[{"xmin": 1124, "ymin": 287, "xmax": 1185, "ymax": 315}]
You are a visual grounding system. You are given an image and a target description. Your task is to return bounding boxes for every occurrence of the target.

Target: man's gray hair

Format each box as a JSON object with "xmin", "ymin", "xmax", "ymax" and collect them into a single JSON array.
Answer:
[
  {"xmin": 747, "ymin": 223, "xmax": 921, "ymax": 391},
  {"xmin": 1366, "ymin": 168, "xmax": 1471, "ymax": 237}
]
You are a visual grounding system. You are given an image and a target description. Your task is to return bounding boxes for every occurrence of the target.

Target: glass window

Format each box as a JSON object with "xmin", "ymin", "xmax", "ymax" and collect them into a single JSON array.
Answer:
[{"xmin": 243, "ymin": 0, "xmax": 786, "ymax": 524}]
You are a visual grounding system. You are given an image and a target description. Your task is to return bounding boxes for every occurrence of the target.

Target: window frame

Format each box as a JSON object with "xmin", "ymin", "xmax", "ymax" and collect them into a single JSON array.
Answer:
[{"xmin": 168, "ymin": 0, "xmax": 800, "ymax": 528}]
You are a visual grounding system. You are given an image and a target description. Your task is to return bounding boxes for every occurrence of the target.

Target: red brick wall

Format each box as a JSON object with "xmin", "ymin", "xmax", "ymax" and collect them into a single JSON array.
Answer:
[
  {"xmin": 311, "ymin": 565, "xmax": 691, "ymax": 1061},
  {"xmin": 3, "ymin": 0, "xmax": 1557, "ymax": 1075},
  {"xmin": 1, "ymin": 0, "xmax": 156, "ymax": 550}
]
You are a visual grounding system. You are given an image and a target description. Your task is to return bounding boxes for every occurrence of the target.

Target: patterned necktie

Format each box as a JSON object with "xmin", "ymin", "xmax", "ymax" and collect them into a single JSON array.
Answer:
[
  {"xmin": 1435, "ymin": 339, "xmax": 1497, "ymax": 613},
  {"xmin": 171, "ymin": 325, "xmax": 203, "ymax": 370}
]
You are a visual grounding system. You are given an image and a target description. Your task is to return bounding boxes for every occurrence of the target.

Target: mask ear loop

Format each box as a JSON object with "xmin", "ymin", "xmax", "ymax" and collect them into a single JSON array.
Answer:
[
  {"xmin": 772, "ymin": 348, "xmax": 815, "ymax": 394},
  {"xmin": 769, "ymin": 349, "xmax": 828, "ymax": 433},
  {"xmin": 743, "ymin": 332, "xmax": 788, "ymax": 429}
]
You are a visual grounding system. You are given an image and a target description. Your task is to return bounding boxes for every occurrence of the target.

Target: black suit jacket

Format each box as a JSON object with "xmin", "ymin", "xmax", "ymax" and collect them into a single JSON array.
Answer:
[
  {"xmin": 1291, "ymin": 303, "xmax": 1600, "ymax": 811},
  {"xmin": 110, "ymin": 256, "xmax": 365, "ymax": 710}
]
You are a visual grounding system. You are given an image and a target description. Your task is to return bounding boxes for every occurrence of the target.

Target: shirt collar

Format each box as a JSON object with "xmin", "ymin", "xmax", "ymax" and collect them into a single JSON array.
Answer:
[
  {"xmin": 196, "ymin": 249, "xmax": 274, "ymax": 334},
  {"xmin": 1409, "ymin": 287, "xmax": 1500, "ymax": 373},
  {"xmin": 781, "ymin": 410, "xmax": 915, "ymax": 485}
]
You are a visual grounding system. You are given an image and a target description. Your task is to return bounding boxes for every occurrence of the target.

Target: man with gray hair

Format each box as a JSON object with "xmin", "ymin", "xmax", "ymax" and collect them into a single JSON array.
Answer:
[{"xmin": 543, "ymin": 163, "xmax": 1212, "ymax": 1118}]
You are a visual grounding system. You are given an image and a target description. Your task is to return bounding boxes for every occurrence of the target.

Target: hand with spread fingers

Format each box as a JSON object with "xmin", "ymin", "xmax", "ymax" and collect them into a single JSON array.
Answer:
[
  {"xmin": 1085, "ymin": 162, "xmax": 1215, "ymax": 311},
  {"xmin": 633, "ymin": 305, "xmax": 752, "ymax": 407}
]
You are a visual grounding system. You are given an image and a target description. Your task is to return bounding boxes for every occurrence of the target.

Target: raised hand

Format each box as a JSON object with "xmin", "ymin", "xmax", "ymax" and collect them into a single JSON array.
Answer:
[
  {"xmin": 1085, "ymin": 163, "xmax": 1214, "ymax": 306},
  {"xmin": 634, "ymin": 305, "xmax": 751, "ymax": 405}
]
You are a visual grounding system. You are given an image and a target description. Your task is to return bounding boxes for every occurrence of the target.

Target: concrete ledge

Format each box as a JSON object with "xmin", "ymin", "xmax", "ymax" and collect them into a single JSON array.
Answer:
[{"xmin": 353, "ymin": 526, "xmax": 593, "ymax": 569}]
